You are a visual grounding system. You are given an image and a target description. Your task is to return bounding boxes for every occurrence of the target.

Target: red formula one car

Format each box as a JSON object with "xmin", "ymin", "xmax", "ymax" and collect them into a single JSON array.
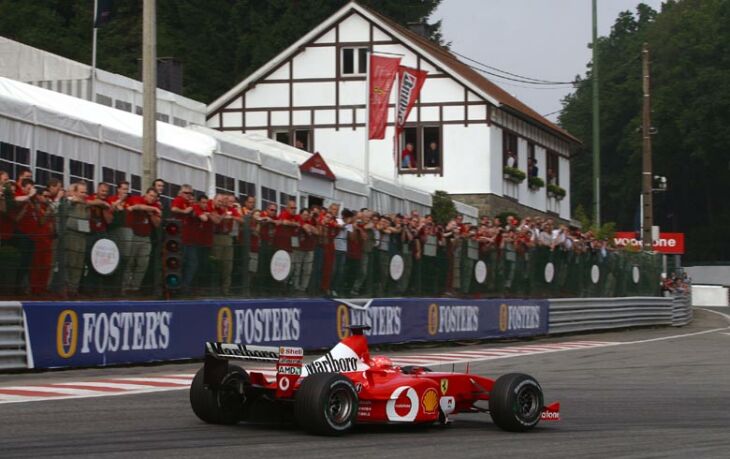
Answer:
[{"xmin": 190, "ymin": 326, "xmax": 560, "ymax": 435}]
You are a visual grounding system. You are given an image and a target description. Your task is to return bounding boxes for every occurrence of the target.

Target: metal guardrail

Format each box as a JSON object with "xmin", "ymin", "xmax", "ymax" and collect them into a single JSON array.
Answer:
[
  {"xmin": 0, "ymin": 302, "xmax": 27, "ymax": 370},
  {"xmin": 672, "ymin": 294, "xmax": 693, "ymax": 327},
  {"xmin": 548, "ymin": 297, "xmax": 676, "ymax": 335}
]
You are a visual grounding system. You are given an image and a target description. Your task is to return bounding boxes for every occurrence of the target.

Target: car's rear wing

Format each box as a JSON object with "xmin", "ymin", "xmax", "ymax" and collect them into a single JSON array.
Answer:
[
  {"xmin": 203, "ymin": 342, "xmax": 304, "ymax": 392},
  {"xmin": 205, "ymin": 342, "xmax": 283, "ymax": 362}
]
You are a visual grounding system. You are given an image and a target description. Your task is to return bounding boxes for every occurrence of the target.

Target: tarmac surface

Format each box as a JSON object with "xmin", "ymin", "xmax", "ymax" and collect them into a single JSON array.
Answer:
[{"xmin": 1, "ymin": 308, "xmax": 728, "ymax": 459}]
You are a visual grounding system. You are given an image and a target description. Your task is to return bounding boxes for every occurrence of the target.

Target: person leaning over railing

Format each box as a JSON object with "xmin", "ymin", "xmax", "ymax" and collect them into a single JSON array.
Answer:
[
  {"xmin": 84, "ymin": 182, "xmax": 114, "ymax": 294},
  {"xmin": 292, "ymin": 207, "xmax": 317, "ymax": 294},
  {"xmin": 63, "ymin": 181, "xmax": 90, "ymax": 297},
  {"xmin": 209, "ymin": 193, "xmax": 241, "ymax": 296},
  {"xmin": 331, "ymin": 206, "xmax": 351, "ymax": 297},
  {"xmin": 13, "ymin": 178, "xmax": 54, "ymax": 295},
  {"xmin": 107, "ymin": 180, "xmax": 131, "ymax": 292},
  {"xmin": 238, "ymin": 195, "xmax": 256, "ymax": 296},
  {"xmin": 121, "ymin": 187, "xmax": 161, "ymax": 294},
  {"xmin": 43, "ymin": 178, "xmax": 65, "ymax": 293}
]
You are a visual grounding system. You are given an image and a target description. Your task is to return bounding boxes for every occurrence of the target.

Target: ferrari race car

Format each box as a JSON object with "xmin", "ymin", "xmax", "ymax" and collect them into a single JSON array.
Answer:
[{"xmin": 190, "ymin": 326, "xmax": 560, "ymax": 435}]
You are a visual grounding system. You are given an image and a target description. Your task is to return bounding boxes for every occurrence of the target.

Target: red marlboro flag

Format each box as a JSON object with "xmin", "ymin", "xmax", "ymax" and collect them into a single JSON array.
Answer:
[
  {"xmin": 394, "ymin": 65, "xmax": 428, "ymax": 138},
  {"xmin": 368, "ymin": 54, "xmax": 401, "ymax": 140}
]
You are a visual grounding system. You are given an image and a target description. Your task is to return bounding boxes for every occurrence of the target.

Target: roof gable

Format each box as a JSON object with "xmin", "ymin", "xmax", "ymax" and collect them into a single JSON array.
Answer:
[{"xmin": 207, "ymin": 1, "xmax": 578, "ymax": 144}]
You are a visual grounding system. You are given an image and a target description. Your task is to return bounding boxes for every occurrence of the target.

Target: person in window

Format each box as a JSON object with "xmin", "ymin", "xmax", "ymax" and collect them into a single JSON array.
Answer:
[
  {"xmin": 294, "ymin": 139, "xmax": 306, "ymax": 150},
  {"xmin": 425, "ymin": 141, "xmax": 440, "ymax": 168},
  {"xmin": 401, "ymin": 143, "xmax": 416, "ymax": 169},
  {"xmin": 547, "ymin": 168, "xmax": 557, "ymax": 185},
  {"xmin": 528, "ymin": 158, "xmax": 539, "ymax": 177},
  {"xmin": 506, "ymin": 150, "xmax": 517, "ymax": 168}
]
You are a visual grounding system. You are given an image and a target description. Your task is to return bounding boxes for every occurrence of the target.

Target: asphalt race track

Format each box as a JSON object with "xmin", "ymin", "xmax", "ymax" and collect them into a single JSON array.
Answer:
[{"xmin": 1, "ymin": 308, "xmax": 729, "ymax": 459}]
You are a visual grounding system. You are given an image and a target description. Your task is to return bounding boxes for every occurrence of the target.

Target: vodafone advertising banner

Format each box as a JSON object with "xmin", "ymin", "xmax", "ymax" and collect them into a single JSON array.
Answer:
[{"xmin": 614, "ymin": 232, "xmax": 685, "ymax": 254}]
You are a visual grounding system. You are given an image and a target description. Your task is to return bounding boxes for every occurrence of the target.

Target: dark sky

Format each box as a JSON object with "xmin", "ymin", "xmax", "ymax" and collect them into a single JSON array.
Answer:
[{"xmin": 432, "ymin": 0, "xmax": 663, "ymax": 121}]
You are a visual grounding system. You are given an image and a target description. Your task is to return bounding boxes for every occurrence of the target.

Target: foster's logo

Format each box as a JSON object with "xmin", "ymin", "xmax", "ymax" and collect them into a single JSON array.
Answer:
[
  {"xmin": 56, "ymin": 309, "xmax": 78, "ymax": 358},
  {"xmin": 217, "ymin": 307, "xmax": 233, "ymax": 343}
]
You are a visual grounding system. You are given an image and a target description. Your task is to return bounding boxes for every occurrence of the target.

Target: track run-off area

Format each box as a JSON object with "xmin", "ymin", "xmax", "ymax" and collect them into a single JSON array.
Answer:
[{"xmin": 0, "ymin": 308, "xmax": 728, "ymax": 459}]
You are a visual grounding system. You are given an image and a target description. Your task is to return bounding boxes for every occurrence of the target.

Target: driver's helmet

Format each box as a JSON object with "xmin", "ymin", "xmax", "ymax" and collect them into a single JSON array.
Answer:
[{"xmin": 370, "ymin": 355, "xmax": 394, "ymax": 369}]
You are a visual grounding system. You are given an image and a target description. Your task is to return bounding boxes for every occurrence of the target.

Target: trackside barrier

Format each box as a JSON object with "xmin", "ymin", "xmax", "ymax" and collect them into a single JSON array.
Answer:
[
  {"xmin": 671, "ymin": 294, "xmax": 693, "ymax": 327},
  {"xmin": 0, "ymin": 301, "xmax": 28, "ymax": 370},
  {"xmin": 5, "ymin": 295, "xmax": 693, "ymax": 371},
  {"xmin": 18, "ymin": 298, "xmax": 549, "ymax": 369},
  {"xmin": 548, "ymin": 297, "xmax": 679, "ymax": 335}
]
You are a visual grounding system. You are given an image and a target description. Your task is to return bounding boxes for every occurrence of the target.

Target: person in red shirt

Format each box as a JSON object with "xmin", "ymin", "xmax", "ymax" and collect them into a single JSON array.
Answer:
[
  {"xmin": 171, "ymin": 185, "xmax": 208, "ymax": 293},
  {"xmin": 86, "ymin": 182, "xmax": 113, "ymax": 235},
  {"xmin": 8, "ymin": 177, "xmax": 36, "ymax": 294},
  {"xmin": 210, "ymin": 193, "xmax": 241, "ymax": 295},
  {"xmin": 401, "ymin": 142, "xmax": 416, "ymax": 169},
  {"xmin": 0, "ymin": 170, "xmax": 13, "ymax": 243},
  {"xmin": 291, "ymin": 208, "xmax": 318, "ymax": 293},
  {"xmin": 121, "ymin": 187, "xmax": 161, "ymax": 293},
  {"xmin": 274, "ymin": 199, "xmax": 300, "ymax": 253},
  {"xmin": 13, "ymin": 178, "xmax": 53, "ymax": 294}
]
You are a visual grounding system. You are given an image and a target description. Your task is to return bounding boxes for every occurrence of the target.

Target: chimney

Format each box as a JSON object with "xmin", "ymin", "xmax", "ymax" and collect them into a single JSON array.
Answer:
[
  {"xmin": 407, "ymin": 22, "xmax": 428, "ymax": 38},
  {"xmin": 137, "ymin": 57, "xmax": 184, "ymax": 95}
]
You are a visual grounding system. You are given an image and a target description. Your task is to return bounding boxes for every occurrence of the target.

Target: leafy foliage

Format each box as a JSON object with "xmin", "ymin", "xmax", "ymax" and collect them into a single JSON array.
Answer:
[
  {"xmin": 503, "ymin": 166, "xmax": 526, "ymax": 182},
  {"xmin": 0, "ymin": 0, "xmax": 443, "ymax": 103},
  {"xmin": 528, "ymin": 176, "xmax": 544, "ymax": 189},
  {"xmin": 547, "ymin": 183, "xmax": 566, "ymax": 199},
  {"xmin": 559, "ymin": 0, "xmax": 730, "ymax": 261},
  {"xmin": 431, "ymin": 190, "xmax": 456, "ymax": 225}
]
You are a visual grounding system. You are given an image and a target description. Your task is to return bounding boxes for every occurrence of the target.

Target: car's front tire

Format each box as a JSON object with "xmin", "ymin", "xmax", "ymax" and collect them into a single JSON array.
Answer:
[
  {"xmin": 294, "ymin": 373, "xmax": 358, "ymax": 435},
  {"xmin": 489, "ymin": 373, "xmax": 544, "ymax": 432}
]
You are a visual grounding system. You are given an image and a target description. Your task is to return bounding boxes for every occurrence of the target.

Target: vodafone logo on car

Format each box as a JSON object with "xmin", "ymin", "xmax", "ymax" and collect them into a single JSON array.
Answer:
[{"xmin": 386, "ymin": 386, "xmax": 419, "ymax": 422}]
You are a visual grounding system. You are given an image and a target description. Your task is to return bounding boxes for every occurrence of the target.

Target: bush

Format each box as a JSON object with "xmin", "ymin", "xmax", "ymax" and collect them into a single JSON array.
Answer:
[
  {"xmin": 547, "ymin": 183, "xmax": 566, "ymax": 199},
  {"xmin": 431, "ymin": 190, "xmax": 457, "ymax": 225},
  {"xmin": 503, "ymin": 167, "xmax": 526, "ymax": 182},
  {"xmin": 528, "ymin": 176, "xmax": 545, "ymax": 189}
]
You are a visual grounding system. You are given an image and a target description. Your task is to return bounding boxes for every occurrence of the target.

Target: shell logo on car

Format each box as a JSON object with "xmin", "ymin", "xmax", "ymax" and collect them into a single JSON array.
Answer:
[{"xmin": 421, "ymin": 388, "xmax": 439, "ymax": 415}]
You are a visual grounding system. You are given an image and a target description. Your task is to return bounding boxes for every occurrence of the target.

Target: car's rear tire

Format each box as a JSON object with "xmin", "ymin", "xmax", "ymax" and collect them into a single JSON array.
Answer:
[
  {"xmin": 489, "ymin": 373, "xmax": 544, "ymax": 432},
  {"xmin": 294, "ymin": 373, "xmax": 358, "ymax": 435},
  {"xmin": 190, "ymin": 365, "xmax": 249, "ymax": 425}
]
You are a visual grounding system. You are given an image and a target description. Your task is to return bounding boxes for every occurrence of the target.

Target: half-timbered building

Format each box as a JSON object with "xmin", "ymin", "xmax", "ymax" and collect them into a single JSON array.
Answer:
[{"xmin": 207, "ymin": 1, "xmax": 580, "ymax": 220}]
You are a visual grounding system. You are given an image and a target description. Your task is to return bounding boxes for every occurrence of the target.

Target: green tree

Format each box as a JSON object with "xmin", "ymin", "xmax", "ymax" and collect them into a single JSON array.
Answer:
[
  {"xmin": 560, "ymin": 0, "xmax": 730, "ymax": 261},
  {"xmin": 0, "ymin": 0, "xmax": 443, "ymax": 103},
  {"xmin": 431, "ymin": 190, "xmax": 456, "ymax": 225}
]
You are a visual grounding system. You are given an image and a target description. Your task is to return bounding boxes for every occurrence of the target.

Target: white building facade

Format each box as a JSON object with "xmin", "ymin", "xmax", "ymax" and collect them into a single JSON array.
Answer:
[{"xmin": 207, "ymin": 2, "xmax": 580, "ymax": 220}]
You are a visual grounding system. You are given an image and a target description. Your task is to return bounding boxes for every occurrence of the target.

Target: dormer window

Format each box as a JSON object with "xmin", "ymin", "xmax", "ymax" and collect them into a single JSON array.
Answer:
[{"xmin": 341, "ymin": 47, "xmax": 368, "ymax": 75}]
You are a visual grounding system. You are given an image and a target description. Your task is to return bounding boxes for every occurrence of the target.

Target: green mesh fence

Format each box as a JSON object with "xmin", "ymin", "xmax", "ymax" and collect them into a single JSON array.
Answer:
[{"xmin": 0, "ymin": 217, "xmax": 663, "ymax": 300}]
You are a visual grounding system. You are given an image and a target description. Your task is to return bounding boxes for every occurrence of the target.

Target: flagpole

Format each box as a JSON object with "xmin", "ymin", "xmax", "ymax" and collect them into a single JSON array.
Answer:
[
  {"xmin": 364, "ymin": 49, "xmax": 371, "ymax": 183},
  {"xmin": 90, "ymin": 0, "xmax": 98, "ymax": 101}
]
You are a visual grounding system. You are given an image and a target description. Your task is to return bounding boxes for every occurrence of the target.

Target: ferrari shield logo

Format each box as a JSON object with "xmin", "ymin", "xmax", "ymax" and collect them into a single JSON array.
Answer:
[{"xmin": 440, "ymin": 378, "xmax": 448, "ymax": 395}]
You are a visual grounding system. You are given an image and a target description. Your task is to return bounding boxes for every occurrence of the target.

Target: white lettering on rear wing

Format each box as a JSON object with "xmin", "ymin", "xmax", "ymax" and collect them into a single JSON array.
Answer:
[{"xmin": 205, "ymin": 342, "xmax": 303, "ymax": 362}]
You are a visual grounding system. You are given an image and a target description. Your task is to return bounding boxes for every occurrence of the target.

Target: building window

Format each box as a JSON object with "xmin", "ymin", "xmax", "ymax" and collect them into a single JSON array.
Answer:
[
  {"xmin": 34, "ymin": 150, "xmax": 64, "ymax": 188},
  {"xmin": 341, "ymin": 47, "xmax": 368, "ymax": 75},
  {"xmin": 102, "ymin": 167, "xmax": 128, "ymax": 194},
  {"xmin": 527, "ymin": 142, "xmax": 537, "ymax": 177},
  {"xmin": 69, "ymin": 159, "xmax": 95, "ymax": 192},
  {"xmin": 294, "ymin": 129, "xmax": 311, "ymax": 151},
  {"xmin": 96, "ymin": 94, "xmax": 113, "ymax": 107},
  {"xmin": 398, "ymin": 126, "xmax": 443, "ymax": 175},
  {"xmin": 503, "ymin": 131, "xmax": 518, "ymax": 168},
  {"xmin": 421, "ymin": 126, "xmax": 441, "ymax": 170},
  {"xmin": 215, "ymin": 173, "xmax": 235, "ymax": 194},
  {"xmin": 172, "ymin": 117, "xmax": 187, "ymax": 127},
  {"xmin": 114, "ymin": 100, "xmax": 132, "ymax": 112},
  {"xmin": 547, "ymin": 151, "xmax": 559, "ymax": 185},
  {"xmin": 131, "ymin": 174, "xmax": 142, "ymax": 195},
  {"xmin": 399, "ymin": 127, "xmax": 418, "ymax": 171},
  {"xmin": 135, "ymin": 106, "xmax": 143, "ymax": 116},
  {"xmin": 156, "ymin": 113, "xmax": 170, "ymax": 123},
  {"xmin": 238, "ymin": 180, "xmax": 256, "ymax": 200},
  {"xmin": 274, "ymin": 131, "xmax": 291, "ymax": 145},
  {"xmin": 273, "ymin": 129, "xmax": 312, "ymax": 152},
  {"xmin": 0, "ymin": 141, "xmax": 30, "ymax": 180},
  {"xmin": 279, "ymin": 192, "xmax": 295, "ymax": 212},
  {"xmin": 261, "ymin": 186, "xmax": 277, "ymax": 211}
]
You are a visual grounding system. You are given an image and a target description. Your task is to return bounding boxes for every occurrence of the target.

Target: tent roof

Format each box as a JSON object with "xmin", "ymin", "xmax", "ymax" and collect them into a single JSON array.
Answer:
[{"xmin": 0, "ymin": 76, "xmax": 215, "ymax": 169}]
